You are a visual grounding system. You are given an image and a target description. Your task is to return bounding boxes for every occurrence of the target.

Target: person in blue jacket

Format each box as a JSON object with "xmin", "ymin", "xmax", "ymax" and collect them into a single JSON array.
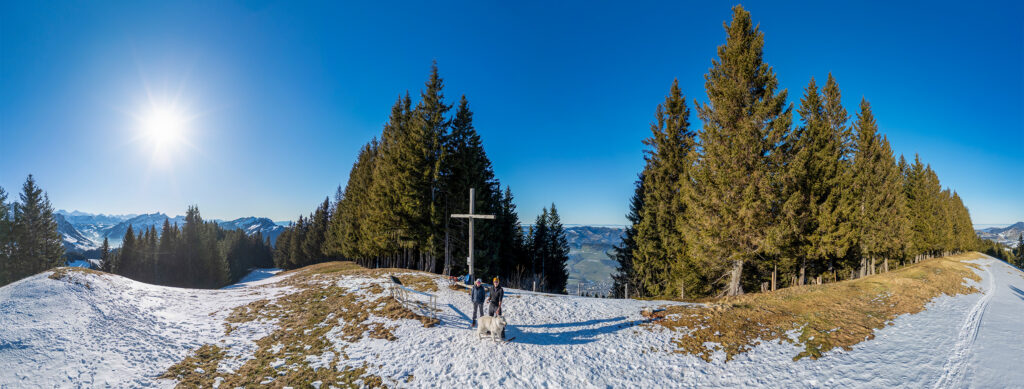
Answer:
[{"xmin": 470, "ymin": 278, "xmax": 487, "ymax": 328}]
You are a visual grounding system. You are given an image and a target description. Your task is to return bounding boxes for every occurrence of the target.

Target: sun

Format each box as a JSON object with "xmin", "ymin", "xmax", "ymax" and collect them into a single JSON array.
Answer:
[
  {"xmin": 133, "ymin": 101, "xmax": 194, "ymax": 167},
  {"xmin": 141, "ymin": 105, "xmax": 186, "ymax": 146}
]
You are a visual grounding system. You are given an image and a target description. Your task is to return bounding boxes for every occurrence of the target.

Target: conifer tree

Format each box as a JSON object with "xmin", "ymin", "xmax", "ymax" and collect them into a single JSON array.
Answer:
[
  {"xmin": 99, "ymin": 237, "xmax": 111, "ymax": 272},
  {"xmin": 543, "ymin": 203, "xmax": 570, "ymax": 294},
  {"xmin": 850, "ymin": 99, "xmax": 909, "ymax": 275},
  {"xmin": 684, "ymin": 5, "xmax": 791, "ymax": 296},
  {"xmin": 611, "ymin": 173, "xmax": 644, "ymax": 298},
  {"xmin": 633, "ymin": 79, "xmax": 695, "ymax": 298},
  {"xmin": 0, "ymin": 186, "xmax": 10, "ymax": 284},
  {"xmin": 530, "ymin": 208, "xmax": 550, "ymax": 287},
  {"xmin": 11, "ymin": 175, "xmax": 64, "ymax": 279},
  {"xmin": 496, "ymin": 186, "xmax": 526, "ymax": 283},
  {"xmin": 302, "ymin": 198, "xmax": 330, "ymax": 268}
]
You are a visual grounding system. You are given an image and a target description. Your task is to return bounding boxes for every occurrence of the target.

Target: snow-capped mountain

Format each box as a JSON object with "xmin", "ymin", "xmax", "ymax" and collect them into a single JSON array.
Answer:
[
  {"xmin": 53, "ymin": 213, "xmax": 100, "ymax": 252},
  {"xmin": 54, "ymin": 210, "xmax": 288, "ymax": 252},
  {"xmin": 975, "ymin": 221, "xmax": 1024, "ymax": 248},
  {"xmin": 216, "ymin": 217, "xmax": 285, "ymax": 245}
]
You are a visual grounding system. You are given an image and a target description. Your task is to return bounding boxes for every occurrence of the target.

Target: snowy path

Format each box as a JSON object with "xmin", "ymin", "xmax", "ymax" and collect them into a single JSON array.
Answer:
[
  {"xmin": 2, "ymin": 257, "xmax": 1023, "ymax": 388},
  {"xmin": 934, "ymin": 259, "xmax": 994, "ymax": 388}
]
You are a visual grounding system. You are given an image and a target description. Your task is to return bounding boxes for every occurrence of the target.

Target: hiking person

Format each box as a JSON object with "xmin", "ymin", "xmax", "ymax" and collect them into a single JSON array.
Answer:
[
  {"xmin": 487, "ymin": 277, "xmax": 504, "ymax": 316},
  {"xmin": 487, "ymin": 277, "xmax": 505, "ymax": 338},
  {"xmin": 470, "ymin": 278, "xmax": 486, "ymax": 327}
]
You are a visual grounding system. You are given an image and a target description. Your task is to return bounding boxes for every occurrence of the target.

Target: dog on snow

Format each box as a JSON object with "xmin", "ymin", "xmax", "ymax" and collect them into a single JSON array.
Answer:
[{"xmin": 476, "ymin": 315, "xmax": 506, "ymax": 341}]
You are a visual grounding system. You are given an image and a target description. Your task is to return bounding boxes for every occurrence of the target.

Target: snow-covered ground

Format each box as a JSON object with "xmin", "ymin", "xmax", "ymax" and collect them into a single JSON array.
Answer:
[{"xmin": 1, "ymin": 255, "xmax": 1022, "ymax": 388}]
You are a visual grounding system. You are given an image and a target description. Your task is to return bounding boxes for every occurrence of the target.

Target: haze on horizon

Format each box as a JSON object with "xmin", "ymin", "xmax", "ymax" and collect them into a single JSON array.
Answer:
[{"xmin": 2, "ymin": 1, "xmax": 1021, "ymax": 225}]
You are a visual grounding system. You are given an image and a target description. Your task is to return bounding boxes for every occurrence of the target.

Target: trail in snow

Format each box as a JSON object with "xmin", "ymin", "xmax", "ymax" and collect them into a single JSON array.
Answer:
[{"xmin": 933, "ymin": 259, "xmax": 995, "ymax": 389}]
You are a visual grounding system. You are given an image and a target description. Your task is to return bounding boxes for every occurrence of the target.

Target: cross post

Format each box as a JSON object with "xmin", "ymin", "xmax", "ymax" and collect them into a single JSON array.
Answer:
[{"xmin": 450, "ymin": 188, "xmax": 495, "ymax": 280}]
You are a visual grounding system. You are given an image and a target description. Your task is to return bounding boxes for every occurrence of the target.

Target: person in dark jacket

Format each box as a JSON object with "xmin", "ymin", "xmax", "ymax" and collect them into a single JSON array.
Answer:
[
  {"xmin": 470, "ymin": 278, "xmax": 486, "ymax": 327},
  {"xmin": 487, "ymin": 277, "xmax": 504, "ymax": 317},
  {"xmin": 487, "ymin": 277, "xmax": 505, "ymax": 338}
]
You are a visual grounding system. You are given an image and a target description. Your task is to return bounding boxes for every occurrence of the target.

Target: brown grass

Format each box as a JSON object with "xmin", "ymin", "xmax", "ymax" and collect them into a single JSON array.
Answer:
[
  {"xmin": 655, "ymin": 252, "xmax": 985, "ymax": 362},
  {"xmin": 48, "ymin": 267, "xmax": 107, "ymax": 289},
  {"xmin": 167, "ymin": 261, "xmax": 439, "ymax": 387}
]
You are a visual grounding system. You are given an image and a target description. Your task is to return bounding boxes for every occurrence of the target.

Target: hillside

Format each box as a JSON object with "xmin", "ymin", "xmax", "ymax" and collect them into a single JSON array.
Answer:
[
  {"xmin": 1, "ymin": 253, "xmax": 1021, "ymax": 387},
  {"xmin": 976, "ymin": 221, "xmax": 1024, "ymax": 248}
]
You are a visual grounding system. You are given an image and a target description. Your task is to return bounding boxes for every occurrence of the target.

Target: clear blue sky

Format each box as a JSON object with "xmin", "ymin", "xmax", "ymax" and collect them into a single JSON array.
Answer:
[{"xmin": 2, "ymin": 1, "xmax": 1022, "ymax": 226}]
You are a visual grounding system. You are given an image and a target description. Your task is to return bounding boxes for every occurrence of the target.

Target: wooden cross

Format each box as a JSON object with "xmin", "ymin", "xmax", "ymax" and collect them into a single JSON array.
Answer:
[{"xmin": 451, "ymin": 188, "xmax": 494, "ymax": 279}]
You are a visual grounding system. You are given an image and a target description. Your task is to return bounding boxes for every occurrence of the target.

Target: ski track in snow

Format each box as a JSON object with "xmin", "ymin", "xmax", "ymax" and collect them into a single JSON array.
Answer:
[
  {"xmin": 2, "ymin": 255, "xmax": 1023, "ymax": 388},
  {"xmin": 933, "ymin": 259, "xmax": 994, "ymax": 389}
]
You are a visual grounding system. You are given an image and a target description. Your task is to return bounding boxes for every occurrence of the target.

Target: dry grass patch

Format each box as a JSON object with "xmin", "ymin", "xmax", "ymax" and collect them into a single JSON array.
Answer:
[
  {"xmin": 655, "ymin": 252, "xmax": 985, "ymax": 362},
  {"xmin": 48, "ymin": 267, "xmax": 107, "ymax": 289},
  {"xmin": 167, "ymin": 261, "xmax": 439, "ymax": 388}
]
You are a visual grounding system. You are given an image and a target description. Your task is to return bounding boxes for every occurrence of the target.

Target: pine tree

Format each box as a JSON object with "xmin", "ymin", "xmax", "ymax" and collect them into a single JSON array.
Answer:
[
  {"xmin": 611, "ymin": 173, "xmax": 644, "ymax": 298},
  {"xmin": 1016, "ymin": 234, "xmax": 1024, "ymax": 263},
  {"xmin": 684, "ymin": 6, "xmax": 792, "ymax": 296},
  {"xmin": 544, "ymin": 203, "xmax": 570, "ymax": 294},
  {"xmin": 0, "ymin": 186, "xmax": 10, "ymax": 285},
  {"xmin": 530, "ymin": 208, "xmax": 550, "ymax": 288},
  {"xmin": 496, "ymin": 186, "xmax": 526, "ymax": 285},
  {"xmin": 633, "ymin": 79, "xmax": 695, "ymax": 298},
  {"xmin": 850, "ymin": 99, "xmax": 909, "ymax": 276},
  {"xmin": 301, "ymin": 198, "xmax": 330, "ymax": 268},
  {"xmin": 99, "ymin": 237, "xmax": 111, "ymax": 272},
  {"xmin": 11, "ymin": 175, "xmax": 64, "ymax": 280},
  {"xmin": 440, "ymin": 95, "xmax": 501, "ymax": 277}
]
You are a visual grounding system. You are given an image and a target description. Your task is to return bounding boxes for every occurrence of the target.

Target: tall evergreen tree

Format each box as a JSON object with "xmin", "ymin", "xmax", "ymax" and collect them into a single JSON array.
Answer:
[
  {"xmin": 850, "ymin": 99, "xmax": 909, "ymax": 275},
  {"xmin": 495, "ymin": 186, "xmax": 526, "ymax": 284},
  {"xmin": 543, "ymin": 203, "xmax": 570, "ymax": 294},
  {"xmin": 11, "ymin": 175, "xmax": 64, "ymax": 280},
  {"xmin": 99, "ymin": 237, "xmax": 111, "ymax": 272},
  {"xmin": 633, "ymin": 79, "xmax": 695, "ymax": 298},
  {"xmin": 0, "ymin": 186, "xmax": 10, "ymax": 284},
  {"xmin": 683, "ymin": 5, "xmax": 792, "ymax": 296},
  {"xmin": 611, "ymin": 173, "xmax": 645, "ymax": 298}
]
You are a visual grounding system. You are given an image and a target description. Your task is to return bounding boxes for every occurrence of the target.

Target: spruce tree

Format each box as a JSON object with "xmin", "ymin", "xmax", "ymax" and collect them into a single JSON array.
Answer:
[
  {"xmin": 850, "ymin": 99, "xmax": 909, "ymax": 275},
  {"xmin": 611, "ymin": 173, "xmax": 644, "ymax": 298},
  {"xmin": 99, "ymin": 237, "xmax": 111, "ymax": 272},
  {"xmin": 633, "ymin": 79, "xmax": 695, "ymax": 298},
  {"xmin": 544, "ymin": 203, "xmax": 570, "ymax": 294},
  {"xmin": 496, "ymin": 186, "xmax": 526, "ymax": 284},
  {"xmin": 0, "ymin": 186, "xmax": 10, "ymax": 284},
  {"xmin": 11, "ymin": 175, "xmax": 64, "ymax": 279},
  {"xmin": 683, "ymin": 5, "xmax": 791, "ymax": 296}
]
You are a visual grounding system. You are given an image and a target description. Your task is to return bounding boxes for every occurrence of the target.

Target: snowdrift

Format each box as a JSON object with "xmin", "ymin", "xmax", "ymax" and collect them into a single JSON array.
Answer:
[{"xmin": 1, "ymin": 254, "xmax": 1022, "ymax": 388}]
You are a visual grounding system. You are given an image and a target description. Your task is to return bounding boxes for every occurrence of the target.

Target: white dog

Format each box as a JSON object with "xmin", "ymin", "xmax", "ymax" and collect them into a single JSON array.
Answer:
[{"xmin": 476, "ymin": 315, "xmax": 506, "ymax": 341}]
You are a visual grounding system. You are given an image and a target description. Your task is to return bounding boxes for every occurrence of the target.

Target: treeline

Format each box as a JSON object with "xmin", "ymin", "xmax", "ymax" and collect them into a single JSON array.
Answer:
[
  {"xmin": 103, "ymin": 205, "xmax": 273, "ymax": 288},
  {"xmin": 0, "ymin": 175, "xmax": 65, "ymax": 286},
  {"xmin": 982, "ymin": 235, "xmax": 1024, "ymax": 269},
  {"xmin": 612, "ymin": 6, "xmax": 979, "ymax": 299},
  {"xmin": 274, "ymin": 63, "xmax": 571, "ymax": 293}
]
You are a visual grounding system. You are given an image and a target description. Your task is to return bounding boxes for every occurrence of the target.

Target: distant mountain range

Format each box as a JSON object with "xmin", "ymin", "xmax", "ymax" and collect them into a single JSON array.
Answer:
[
  {"xmin": 976, "ymin": 222, "xmax": 1024, "ymax": 248},
  {"xmin": 54, "ymin": 210, "xmax": 287, "ymax": 253}
]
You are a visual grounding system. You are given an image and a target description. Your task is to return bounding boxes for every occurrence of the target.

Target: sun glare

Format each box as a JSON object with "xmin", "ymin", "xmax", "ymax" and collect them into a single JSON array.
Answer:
[
  {"xmin": 142, "ymin": 106, "xmax": 185, "ymax": 145},
  {"xmin": 134, "ymin": 101, "xmax": 194, "ymax": 167}
]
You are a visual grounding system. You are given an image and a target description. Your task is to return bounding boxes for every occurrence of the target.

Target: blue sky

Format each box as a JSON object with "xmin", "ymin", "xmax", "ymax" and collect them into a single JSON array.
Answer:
[{"xmin": 1, "ymin": 1, "xmax": 1021, "ymax": 226}]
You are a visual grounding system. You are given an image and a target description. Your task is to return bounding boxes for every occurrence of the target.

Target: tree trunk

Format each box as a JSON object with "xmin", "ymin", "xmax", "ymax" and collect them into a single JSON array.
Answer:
[
  {"xmin": 799, "ymin": 261, "xmax": 806, "ymax": 286},
  {"xmin": 883, "ymin": 257, "xmax": 889, "ymax": 273},
  {"xmin": 870, "ymin": 256, "xmax": 876, "ymax": 276},
  {"xmin": 727, "ymin": 260, "xmax": 744, "ymax": 296},
  {"xmin": 771, "ymin": 264, "xmax": 777, "ymax": 292}
]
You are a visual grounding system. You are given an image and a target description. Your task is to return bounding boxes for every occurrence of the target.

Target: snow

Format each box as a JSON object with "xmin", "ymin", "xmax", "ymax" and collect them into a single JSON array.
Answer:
[
  {"xmin": 0, "ymin": 269, "xmax": 293, "ymax": 388},
  {"xmin": 2, "ymin": 256, "xmax": 1023, "ymax": 387}
]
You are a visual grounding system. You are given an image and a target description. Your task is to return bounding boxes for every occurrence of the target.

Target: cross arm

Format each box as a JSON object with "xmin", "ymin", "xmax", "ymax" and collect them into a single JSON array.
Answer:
[{"xmin": 450, "ymin": 214, "xmax": 496, "ymax": 219}]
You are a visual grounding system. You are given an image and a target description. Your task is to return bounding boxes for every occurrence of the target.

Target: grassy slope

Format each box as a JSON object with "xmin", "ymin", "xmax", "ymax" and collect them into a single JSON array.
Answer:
[
  {"xmin": 164, "ymin": 262, "xmax": 439, "ymax": 388},
  {"xmin": 654, "ymin": 252, "xmax": 985, "ymax": 361}
]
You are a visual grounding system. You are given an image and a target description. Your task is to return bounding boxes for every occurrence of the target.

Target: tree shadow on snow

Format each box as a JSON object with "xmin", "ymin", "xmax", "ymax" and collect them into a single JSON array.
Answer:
[
  {"xmin": 1008, "ymin": 285, "xmax": 1024, "ymax": 303},
  {"xmin": 510, "ymin": 316, "xmax": 658, "ymax": 346}
]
